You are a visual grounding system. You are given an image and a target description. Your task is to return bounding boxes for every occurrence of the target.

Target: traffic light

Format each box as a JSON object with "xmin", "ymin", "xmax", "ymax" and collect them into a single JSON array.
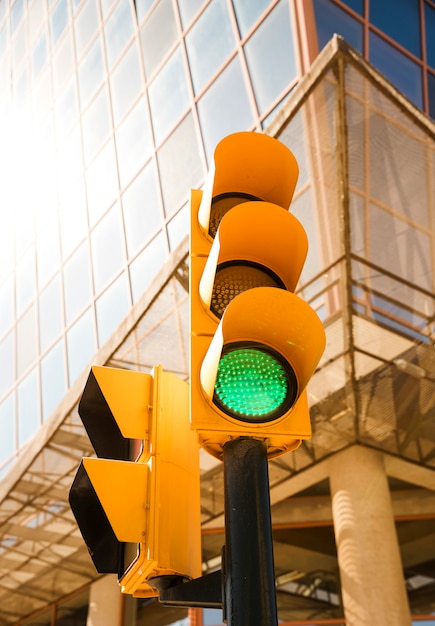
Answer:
[
  {"xmin": 69, "ymin": 365, "xmax": 201, "ymax": 597},
  {"xmin": 190, "ymin": 132, "xmax": 326, "ymax": 460}
]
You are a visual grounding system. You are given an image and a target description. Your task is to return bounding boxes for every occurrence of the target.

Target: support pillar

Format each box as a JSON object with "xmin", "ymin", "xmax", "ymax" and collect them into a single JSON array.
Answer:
[
  {"xmin": 329, "ymin": 446, "xmax": 411, "ymax": 626},
  {"xmin": 86, "ymin": 575, "xmax": 126, "ymax": 626}
]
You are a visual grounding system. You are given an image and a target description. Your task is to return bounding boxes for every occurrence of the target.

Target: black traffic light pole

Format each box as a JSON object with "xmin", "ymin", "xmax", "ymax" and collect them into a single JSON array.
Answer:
[
  {"xmin": 156, "ymin": 436, "xmax": 279, "ymax": 623},
  {"xmin": 223, "ymin": 437, "xmax": 278, "ymax": 626}
]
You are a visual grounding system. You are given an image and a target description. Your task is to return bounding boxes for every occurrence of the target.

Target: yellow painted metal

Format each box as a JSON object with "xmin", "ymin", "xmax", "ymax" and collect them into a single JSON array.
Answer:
[
  {"xmin": 118, "ymin": 366, "xmax": 201, "ymax": 597},
  {"xmin": 189, "ymin": 131, "xmax": 326, "ymax": 460},
  {"xmin": 83, "ymin": 457, "xmax": 149, "ymax": 542},
  {"xmin": 81, "ymin": 365, "xmax": 201, "ymax": 597},
  {"xmin": 91, "ymin": 365, "xmax": 152, "ymax": 439}
]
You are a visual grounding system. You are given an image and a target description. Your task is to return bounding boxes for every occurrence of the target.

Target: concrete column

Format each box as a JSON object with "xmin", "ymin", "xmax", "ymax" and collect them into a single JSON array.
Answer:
[
  {"xmin": 86, "ymin": 576, "xmax": 124, "ymax": 626},
  {"xmin": 329, "ymin": 446, "xmax": 411, "ymax": 626}
]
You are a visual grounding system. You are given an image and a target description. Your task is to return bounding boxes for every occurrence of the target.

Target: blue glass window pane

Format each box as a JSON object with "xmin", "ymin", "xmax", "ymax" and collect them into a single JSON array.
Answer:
[
  {"xmin": 197, "ymin": 55, "xmax": 255, "ymax": 163},
  {"xmin": 64, "ymin": 242, "xmax": 92, "ymax": 324},
  {"xmin": 156, "ymin": 113, "xmax": 204, "ymax": 216},
  {"xmin": 104, "ymin": 0, "xmax": 134, "ymax": 69},
  {"xmin": 74, "ymin": 0, "xmax": 99, "ymax": 60},
  {"xmin": 96, "ymin": 273, "xmax": 130, "ymax": 345},
  {"xmin": 39, "ymin": 275, "xmax": 63, "ymax": 352},
  {"xmin": 186, "ymin": 0, "xmax": 236, "ymax": 95},
  {"xmin": 41, "ymin": 340, "xmax": 66, "ymax": 420},
  {"xmin": 116, "ymin": 98, "xmax": 153, "ymax": 189},
  {"xmin": 340, "ymin": 0, "xmax": 363, "ymax": 15},
  {"xmin": 122, "ymin": 162, "xmax": 161, "ymax": 257},
  {"xmin": 139, "ymin": 0, "xmax": 178, "ymax": 79},
  {"xmin": 52, "ymin": 33, "xmax": 74, "ymax": 96},
  {"xmin": 91, "ymin": 204, "xmax": 124, "ymax": 294},
  {"xmin": 177, "ymin": 0, "xmax": 205, "ymax": 28},
  {"xmin": 369, "ymin": 32, "xmax": 423, "ymax": 109},
  {"xmin": 77, "ymin": 36, "xmax": 104, "ymax": 110},
  {"xmin": 244, "ymin": 0, "xmax": 297, "ymax": 115},
  {"xmin": 428, "ymin": 71, "xmax": 435, "ymax": 119},
  {"xmin": 370, "ymin": 0, "xmax": 421, "ymax": 58},
  {"xmin": 129, "ymin": 233, "xmax": 167, "ymax": 303},
  {"xmin": 148, "ymin": 47, "xmax": 190, "ymax": 145},
  {"xmin": 0, "ymin": 332, "xmax": 14, "ymax": 398},
  {"xmin": 110, "ymin": 43, "xmax": 142, "ymax": 125},
  {"xmin": 0, "ymin": 395, "xmax": 15, "ymax": 465},
  {"xmin": 82, "ymin": 87, "xmax": 111, "ymax": 164},
  {"xmin": 18, "ymin": 369, "xmax": 39, "ymax": 447},
  {"xmin": 232, "ymin": 0, "xmax": 271, "ymax": 37},
  {"xmin": 17, "ymin": 305, "xmax": 37, "ymax": 377},
  {"xmin": 50, "ymin": 0, "xmax": 69, "ymax": 48},
  {"xmin": 313, "ymin": 0, "xmax": 363, "ymax": 53},
  {"xmin": 425, "ymin": 3, "xmax": 435, "ymax": 68},
  {"xmin": 67, "ymin": 308, "xmax": 95, "ymax": 384}
]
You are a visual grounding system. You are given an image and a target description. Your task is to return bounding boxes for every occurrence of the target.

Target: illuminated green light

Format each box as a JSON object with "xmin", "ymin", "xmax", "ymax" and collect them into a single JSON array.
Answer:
[{"xmin": 213, "ymin": 344, "xmax": 297, "ymax": 422}]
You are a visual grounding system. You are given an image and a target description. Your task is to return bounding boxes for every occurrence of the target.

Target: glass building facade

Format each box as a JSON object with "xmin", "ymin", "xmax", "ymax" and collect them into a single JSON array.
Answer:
[
  {"xmin": 0, "ymin": 1, "xmax": 434, "ymax": 625},
  {"xmin": 0, "ymin": 0, "xmax": 434, "ymax": 474}
]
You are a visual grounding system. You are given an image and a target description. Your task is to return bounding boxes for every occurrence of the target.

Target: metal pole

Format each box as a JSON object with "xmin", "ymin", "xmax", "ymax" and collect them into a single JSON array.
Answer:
[{"xmin": 223, "ymin": 437, "xmax": 278, "ymax": 626}]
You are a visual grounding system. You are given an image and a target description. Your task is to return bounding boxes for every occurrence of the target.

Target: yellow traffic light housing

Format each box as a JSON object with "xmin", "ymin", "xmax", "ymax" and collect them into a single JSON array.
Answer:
[
  {"xmin": 190, "ymin": 132, "xmax": 326, "ymax": 460},
  {"xmin": 69, "ymin": 365, "xmax": 201, "ymax": 597}
]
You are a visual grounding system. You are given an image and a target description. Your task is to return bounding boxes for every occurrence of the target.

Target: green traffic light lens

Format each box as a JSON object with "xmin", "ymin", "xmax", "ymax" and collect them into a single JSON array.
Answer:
[{"xmin": 213, "ymin": 343, "xmax": 297, "ymax": 422}]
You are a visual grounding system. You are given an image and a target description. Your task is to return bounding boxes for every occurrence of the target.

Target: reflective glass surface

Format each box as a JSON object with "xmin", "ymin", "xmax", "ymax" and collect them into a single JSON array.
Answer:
[
  {"xmin": 91, "ymin": 203, "xmax": 125, "ymax": 294},
  {"xmin": 36, "ymin": 214, "xmax": 61, "ymax": 288},
  {"xmin": 50, "ymin": 0, "xmax": 69, "ymax": 48},
  {"xmin": 86, "ymin": 140, "xmax": 119, "ymax": 225},
  {"xmin": 39, "ymin": 275, "xmax": 63, "ymax": 352},
  {"xmin": 66, "ymin": 309, "xmax": 95, "ymax": 384},
  {"xmin": 82, "ymin": 87, "xmax": 111, "ymax": 164},
  {"xmin": 52, "ymin": 32, "xmax": 73, "ymax": 96},
  {"xmin": 17, "ymin": 369, "xmax": 39, "ymax": 447},
  {"xmin": 425, "ymin": 3, "xmax": 435, "ymax": 68},
  {"xmin": 0, "ymin": 394, "xmax": 14, "ymax": 465},
  {"xmin": 370, "ymin": 0, "xmax": 421, "ymax": 58},
  {"xmin": 31, "ymin": 30, "xmax": 47, "ymax": 79},
  {"xmin": 232, "ymin": 0, "xmax": 272, "ymax": 37},
  {"xmin": 0, "ymin": 333, "xmax": 13, "ymax": 398},
  {"xmin": 140, "ymin": 0, "xmax": 178, "ymax": 79},
  {"xmin": 177, "ymin": 0, "xmax": 205, "ymax": 28},
  {"xmin": 95, "ymin": 273, "xmax": 130, "ymax": 345},
  {"xmin": 55, "ymin": 76, "xmax": 78, "ymax": 139},
  {"xmin": 110, "ymin": 43, "xmax": 142, "ymax": 125},
  {"xmin": 16, "ymin": 247, "xmax": 36, "ymax": 315},
  {"xmin": 148, "ymin": 46, "xmax": 190, "ymax": 145},
  {"xmin": 0, "ymin": 276, "xmax": 13, "ymax": 333},
  {"xmin": 313, "ymin": 0, "xmax": 363, "ymax": 53},
  {"xmin": 63, "ymin": 242, "xmax": 92, "ymax": 325},
  {"xmin": 115, "ymin": 98, "xmax": 153, "ymax": 188},
  {"xmin": 41, "ymin": 340, "xmax": 66, "ymax": 420},
  {"xmin": 59, "ymin": 178, "xmax": 88, "ymax": 260},
  {"xmin": 156, "ymin": 113, "xmax": 204, "ymax": 216},
  {"xmin": 74, "ymin": 0, "xmax": 98, "ymax": 60},
  {"xmin": 104, "ymin": 0, "xmax": 134, "ymax": 69},
  {"xmin": 369, "ymin": 32, "xmax": 423, "ymax": 109},
  {"xmin": 129, "ymin": 232, "xmax": 167, "ymax": 302},
  {"xmin": 197, "ymin": 56, "xmax": 255, "ymax": 162},
  {"xmin": 77, "ymin": 36, "xmax": 104, "ymax": 110},
  {"xmin": 122, "ymin": 162, "xmax": 162, "ymax": 257},
  {"xmin": 244, "ymin": 0, "xmax": 297, "ymax": 114},
  {"xmin": 186, "ymin": 0, "xmax": 236, "ymax": 95}
]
